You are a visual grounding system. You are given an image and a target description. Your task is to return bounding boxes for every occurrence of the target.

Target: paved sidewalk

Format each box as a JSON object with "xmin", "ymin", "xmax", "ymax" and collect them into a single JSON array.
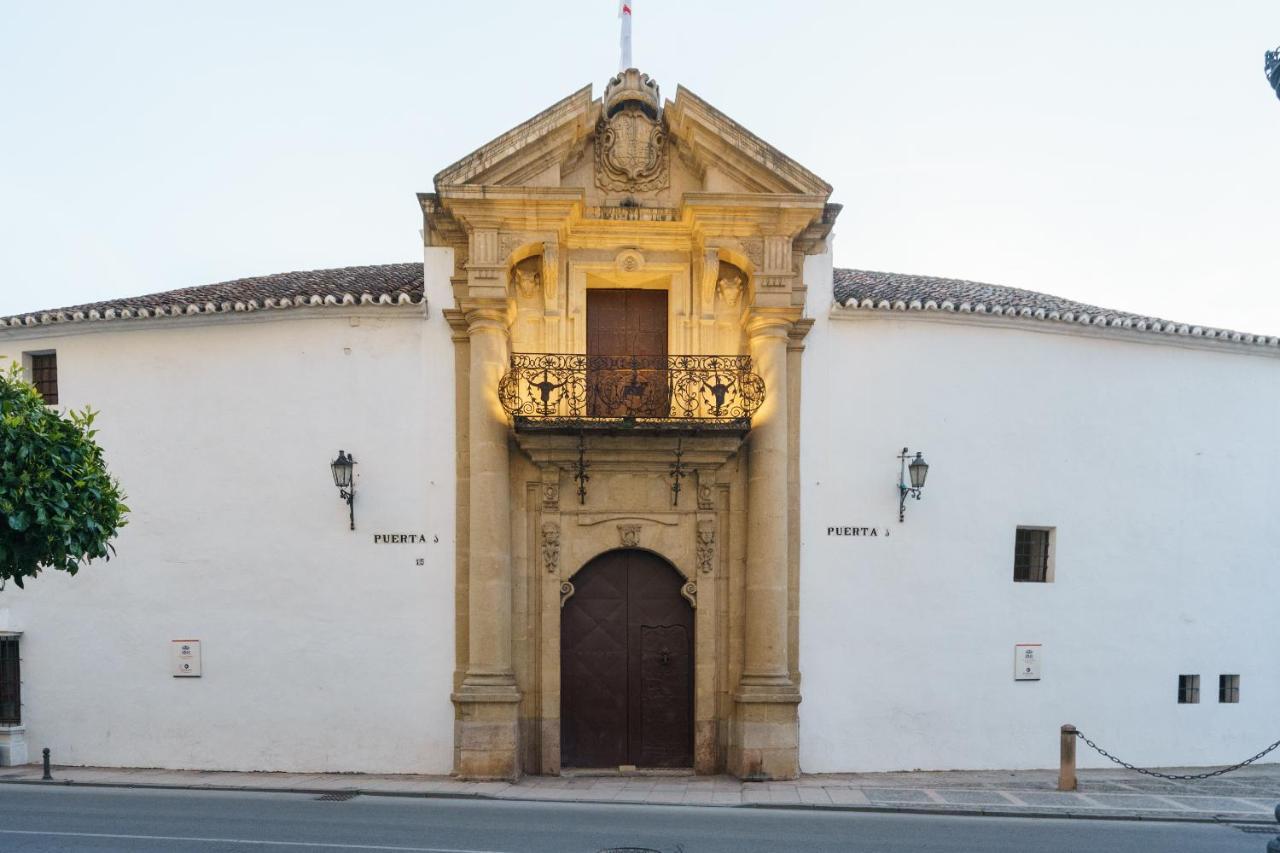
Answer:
[{"xmin": 2, "ymin": 762, "xmax": 1279, "ymax": 824}]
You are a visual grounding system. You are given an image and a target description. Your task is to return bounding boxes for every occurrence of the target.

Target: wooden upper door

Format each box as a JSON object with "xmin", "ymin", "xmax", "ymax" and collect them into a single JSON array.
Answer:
[
  {"xmin": 561, "ymin": 549, "xmax": 693, "ymax": 769},
  {"xmin": 586, "ymin": 289, "xmax": 669, "ymax": 417}
]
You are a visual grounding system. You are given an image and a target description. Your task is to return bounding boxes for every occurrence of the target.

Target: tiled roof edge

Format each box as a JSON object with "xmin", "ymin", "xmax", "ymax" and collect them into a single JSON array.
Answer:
[
  {"xmin": 0, "ymin": 263, "xmax": 425, "ymax": 330},
  {"xmin": 832, "ymin": 268, "xmax": 1280, "ymax": 350}
]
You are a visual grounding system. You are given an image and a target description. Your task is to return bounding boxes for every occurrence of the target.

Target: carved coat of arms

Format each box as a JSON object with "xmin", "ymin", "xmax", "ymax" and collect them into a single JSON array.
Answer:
[{"xmin": 595, "ymin": 106, "xmax": 668, "ymax": 192}]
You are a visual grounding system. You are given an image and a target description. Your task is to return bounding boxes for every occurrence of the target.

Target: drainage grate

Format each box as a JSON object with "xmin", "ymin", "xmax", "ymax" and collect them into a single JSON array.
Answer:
[
  {"xmin": 315, "ymin": 791, "xmax": 360, "ymax": 802},
  {"xmin": 1235, "ymin": 825, "xmax": 1278, "ymax": 834},
  {"xmin": 598, "ymin": 848, "xmax": 664, "ymax": 852}
]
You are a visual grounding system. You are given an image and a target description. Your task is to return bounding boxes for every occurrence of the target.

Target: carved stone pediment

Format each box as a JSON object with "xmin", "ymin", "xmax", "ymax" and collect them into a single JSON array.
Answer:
[{"xmin": 595, "ymin": 107, "xmax": 669, "ymax": 193}]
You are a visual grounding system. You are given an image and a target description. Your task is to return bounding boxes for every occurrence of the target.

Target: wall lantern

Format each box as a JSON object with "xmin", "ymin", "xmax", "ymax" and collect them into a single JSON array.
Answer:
[
  {"xmin": 898, "ymin": 447, "xmax": 929, "ymax": 523},
  {"xmin": 330, "ymin": 450, "xmax": 356, "ymax": 530},
  {"xmin": 1267, "ymin": 47, "xmax": 1280, "ymax": 101}
]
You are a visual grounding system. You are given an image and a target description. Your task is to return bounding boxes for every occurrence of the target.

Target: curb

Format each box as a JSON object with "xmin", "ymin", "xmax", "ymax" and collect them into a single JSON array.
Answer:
[{"xmin": 1, "ymin": 777, "xmax": 1270, "ymax": 826}]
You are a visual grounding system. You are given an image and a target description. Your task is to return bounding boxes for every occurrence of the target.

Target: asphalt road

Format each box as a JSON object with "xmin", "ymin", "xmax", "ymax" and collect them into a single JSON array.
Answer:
[{"xmin": 0, "ymin": 785, "xmax": 1266, "ymax": 852}]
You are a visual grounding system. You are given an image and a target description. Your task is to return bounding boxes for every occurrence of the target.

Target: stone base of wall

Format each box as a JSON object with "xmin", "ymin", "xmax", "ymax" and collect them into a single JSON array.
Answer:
[
  {"xmin": 727, "ymin": 687, "xmax": 800, "ymax": 780},
  {"xmin": 453, "ymin": 687, "xmax": 521, "ymax": 780},
  {"xmin": 0, "ymin": 726, "xmax": 27, "ymax": 767}
]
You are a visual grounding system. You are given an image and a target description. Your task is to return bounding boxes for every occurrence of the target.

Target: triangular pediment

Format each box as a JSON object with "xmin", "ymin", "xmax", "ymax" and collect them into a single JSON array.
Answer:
[
  {"xmin": 432, "ymin": 85, "xmax": 597, "ymax": 189},
  {"xmin": 431, "ymin": 73, "xmax": 831, "ymax": 202}
]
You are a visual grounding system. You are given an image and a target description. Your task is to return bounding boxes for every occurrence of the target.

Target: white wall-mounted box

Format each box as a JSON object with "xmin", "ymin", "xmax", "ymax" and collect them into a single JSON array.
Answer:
[
  {"xmin": 1014, "ymin": 644, "xmax": 1041, "ymax": 681},
  {"xmin": 171, "ymin": 640, "xmax": 202, "ymax": 677}
]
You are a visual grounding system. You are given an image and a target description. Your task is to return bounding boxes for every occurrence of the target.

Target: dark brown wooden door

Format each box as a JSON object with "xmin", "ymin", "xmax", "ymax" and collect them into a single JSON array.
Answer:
[
  {"xmin": 561, "ymin": 549, "xmax": 693, "ymax": 768},
  {"xmin": 586, "ymin": 289, "xmax": 669, "ymax": 417}
]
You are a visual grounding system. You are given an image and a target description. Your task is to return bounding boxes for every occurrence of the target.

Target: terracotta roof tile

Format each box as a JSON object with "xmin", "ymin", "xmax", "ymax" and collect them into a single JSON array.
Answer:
[
  {"xmin": 833, "ymin": 268, "xmax": 1278, "ymax": 348},
  {"xmin": 1, "ymin": 263, "xmax": 424, "ymax": 328}
]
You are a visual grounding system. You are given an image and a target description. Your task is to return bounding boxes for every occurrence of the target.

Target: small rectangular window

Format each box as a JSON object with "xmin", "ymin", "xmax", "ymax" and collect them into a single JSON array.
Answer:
[
  {"xmin": 1014, "ymin": 527, "xmax": 1052, "ymax": 582},
  {"xmin": 27, "ymin": 352, "xmax": 58, "ymax": 404},
  {"xmin": 1219, "ymin": 674, "xmax": 1240, "ymax": 704},
  {"xmin": 0, "ymin": 637, "xmax": 19, "ymax": 726},
  {"xmin": 1178, "ymin": 674, "xmax": 1200, "ymax": 704}
]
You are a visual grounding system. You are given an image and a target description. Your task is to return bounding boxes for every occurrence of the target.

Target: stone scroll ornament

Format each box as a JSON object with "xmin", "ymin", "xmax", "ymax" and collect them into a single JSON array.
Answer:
[{"xmin": 595, "ymin": 107, "xmax": 669, "ymax": 192}]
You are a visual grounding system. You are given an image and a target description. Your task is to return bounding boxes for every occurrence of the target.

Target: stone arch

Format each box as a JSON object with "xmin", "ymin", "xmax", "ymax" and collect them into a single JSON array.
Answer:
[{"xmin": 568, "ymin": 544, "xmax": 691, "ymax": 583}]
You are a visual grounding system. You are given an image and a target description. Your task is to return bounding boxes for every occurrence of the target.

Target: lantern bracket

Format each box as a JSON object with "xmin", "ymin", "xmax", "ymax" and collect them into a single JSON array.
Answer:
[{"xmin": 897, "ymin": 447, "xmax": 929, "ymax": 523}]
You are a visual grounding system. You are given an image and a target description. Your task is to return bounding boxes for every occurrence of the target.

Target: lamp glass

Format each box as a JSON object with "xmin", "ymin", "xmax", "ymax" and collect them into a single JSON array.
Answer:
[
  {"xmin": 908, "ymin": 453, "xmax": 928, "ymax": 489},
  {"xmin": 331, "ymin": 451, "xmax": 354, "ymax": 489}
]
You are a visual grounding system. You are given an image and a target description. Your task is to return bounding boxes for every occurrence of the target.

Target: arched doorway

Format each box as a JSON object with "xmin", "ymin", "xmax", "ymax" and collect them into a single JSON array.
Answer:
[{"xmin": 561, "ymin": 549, "xmax": 693, "ymax": 768}]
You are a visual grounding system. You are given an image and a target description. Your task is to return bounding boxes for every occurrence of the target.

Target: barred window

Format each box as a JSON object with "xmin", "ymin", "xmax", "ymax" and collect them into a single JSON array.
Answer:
[
  {"xmin": 1014, "ymin": 528, "xmax": 1052, "ymax": 582},
  {"xmin": 28, "ymin": 352, "xmax": 58, "ymax": 404},
  {"xmin": 1177, "ymin": 674, "xmax": 1200, "ymax": 704},
  {"xmin": 0, "ymin": 637, "xmax": 19, "ymax": 726},
  {"xmin": 1219, "ymin": 674, "xmax": 1240, "ymax": 704}
]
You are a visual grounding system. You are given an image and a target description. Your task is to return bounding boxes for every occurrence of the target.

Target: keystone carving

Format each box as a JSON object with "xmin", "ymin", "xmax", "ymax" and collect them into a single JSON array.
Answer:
[
  {"xmin": 618, "ymin": 524, "xmax": 641, "ymax": 548},
  {"xmin": 696, "ymin": 520, "xmax": 716, "ymax": 574},
  {"xmin": 541, "ymin": 522, "xmax": 560, "ymax": 574}
]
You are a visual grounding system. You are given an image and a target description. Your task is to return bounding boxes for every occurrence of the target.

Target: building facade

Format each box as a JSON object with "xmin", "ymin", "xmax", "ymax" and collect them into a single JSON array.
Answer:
[{"xmin": 1, "ymin": 70, "xmax": 1277, "ymax": 780}]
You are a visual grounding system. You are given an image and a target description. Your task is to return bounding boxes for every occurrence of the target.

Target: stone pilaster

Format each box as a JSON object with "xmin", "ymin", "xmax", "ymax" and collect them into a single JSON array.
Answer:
[
  {"xmin": 452, "ymin": 302, "xmax": 521, "ymax": 780},
  {"xmin": 730, "ymin": 310, "xmax": 800, "ymax": 780}
]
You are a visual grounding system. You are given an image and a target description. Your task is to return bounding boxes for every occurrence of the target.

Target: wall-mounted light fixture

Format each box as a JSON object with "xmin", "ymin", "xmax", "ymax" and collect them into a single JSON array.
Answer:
[
  {"xmin": 898, "ymin": 447, "xmax": 929, "ymax": 523},
  {"xmin": 330, "ymin": 450, "xmax": 356, "ymax": 530}
]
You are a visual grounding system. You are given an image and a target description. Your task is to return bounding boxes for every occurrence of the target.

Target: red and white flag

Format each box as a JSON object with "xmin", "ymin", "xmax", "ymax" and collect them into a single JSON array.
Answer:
[{"xmin": 618, "ymin": 1, "xmax": 633, "ymax": 70}]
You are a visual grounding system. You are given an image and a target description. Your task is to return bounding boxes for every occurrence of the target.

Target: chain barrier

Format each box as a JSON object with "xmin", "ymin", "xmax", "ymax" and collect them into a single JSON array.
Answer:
[{"xmin": 1074, "ymin": 730, "xmax": 1280, "ymax": 781}]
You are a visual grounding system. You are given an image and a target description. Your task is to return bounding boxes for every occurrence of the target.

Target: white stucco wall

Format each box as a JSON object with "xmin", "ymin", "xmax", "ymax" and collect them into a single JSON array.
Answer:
[
  {"xmin": 0, "ymin": 250, "xmax": 457, "ymax": 773},
  {"xmin": 799, "ymin": 303, "xmax": 1280, "ymax": 773}
]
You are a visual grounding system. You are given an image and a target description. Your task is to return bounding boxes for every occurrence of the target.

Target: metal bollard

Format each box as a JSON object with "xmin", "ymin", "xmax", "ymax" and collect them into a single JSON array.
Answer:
[
  {"xmin": 41, "ymin": 747, "xmax": 52, "ymax": 781},
  {"xmin": 1267, "ymin": 803, "xmax": 1280, "ymax": 853},
  {"xmin": 1058, "ymin": 724, "xmax": 1077, "ymax": 792}
]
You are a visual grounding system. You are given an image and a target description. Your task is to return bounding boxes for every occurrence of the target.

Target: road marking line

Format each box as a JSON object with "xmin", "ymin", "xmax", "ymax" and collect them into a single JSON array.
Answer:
[{"xmin": 0, "ymin": 830, "xmax": 507, "ymax": 853}]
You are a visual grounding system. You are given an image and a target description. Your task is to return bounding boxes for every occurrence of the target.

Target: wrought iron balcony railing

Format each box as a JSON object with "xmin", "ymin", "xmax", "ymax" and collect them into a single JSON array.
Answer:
[{"xmin": 498, "ymin": 353, "xmax": 765, "ymax": 431}]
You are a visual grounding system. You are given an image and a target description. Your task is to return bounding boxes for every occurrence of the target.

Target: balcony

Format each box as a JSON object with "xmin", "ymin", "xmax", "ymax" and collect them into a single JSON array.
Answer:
[{"xmin": 498, "ymin": 353, "xmax": 765, "ymax": 433}]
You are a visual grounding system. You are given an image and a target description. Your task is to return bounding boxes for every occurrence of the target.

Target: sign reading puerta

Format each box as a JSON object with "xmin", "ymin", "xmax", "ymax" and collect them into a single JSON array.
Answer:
[{"xmin": 826, "ymin": 526, "xmax": 892, "ymax": 537}]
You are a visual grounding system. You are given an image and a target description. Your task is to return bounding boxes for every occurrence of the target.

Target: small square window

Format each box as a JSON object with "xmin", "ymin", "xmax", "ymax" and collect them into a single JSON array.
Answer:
[
  {"xmin": 1014, "ymin": 527, "xmax": 1052, "ymax": 582},
  {"xmin": 1219, "ymin": 674, "xmax": 1239, "ymax": 704},
  {"xmin": 1178, "ymin": 674, "xmax": 1200, "ymax": 704},
  {"xmin": 26, "ymin": 351, "xmax": 58, "ymax": 405}
]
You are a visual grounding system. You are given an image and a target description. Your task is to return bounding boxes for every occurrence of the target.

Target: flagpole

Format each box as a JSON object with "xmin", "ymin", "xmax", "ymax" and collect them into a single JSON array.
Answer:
[{"xmin": 619, "ymin": 1, "xmax": 632, "ymax": 70}]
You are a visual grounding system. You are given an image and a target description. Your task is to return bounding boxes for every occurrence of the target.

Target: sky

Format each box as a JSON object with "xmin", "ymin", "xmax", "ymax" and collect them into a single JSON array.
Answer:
[{"xmin": 2, "ymin": 1, "xmax": 1279, "ymax": 333}]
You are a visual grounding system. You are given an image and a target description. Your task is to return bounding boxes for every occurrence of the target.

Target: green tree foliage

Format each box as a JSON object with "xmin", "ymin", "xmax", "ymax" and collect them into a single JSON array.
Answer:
[{"xmin": 0, "ymin": 364, "xmax": 128, "ymax": 587}]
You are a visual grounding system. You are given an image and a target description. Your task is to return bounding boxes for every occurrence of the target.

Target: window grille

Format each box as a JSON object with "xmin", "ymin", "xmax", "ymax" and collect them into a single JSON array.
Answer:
[
  {"xmin": 29, "ymin": 352, "xmax": 58, "ymax": 404},
  {"xmin": 1177, "ymin": 674, "xmax": 1200, "ymax": 704},
  {"xmin": 0, "ymin": 638, "xmax": 19, "ymax": 726},
  {"xmin": 1219, "ymin": 674, "xmax": 1240, "ymax": 704},
  {"xmin": 1013, "ymin": 528, "xmax": 1051, "ymax": 582}
]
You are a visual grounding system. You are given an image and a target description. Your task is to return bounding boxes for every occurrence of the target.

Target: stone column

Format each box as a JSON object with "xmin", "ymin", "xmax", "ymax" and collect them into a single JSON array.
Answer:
[
  {"xmin": 453, "ymin": 302, "xmax": 521, "ymax": 780},
  {"xmin": 730, "ymin": 310, "xmax": 801, "ymax": 780}
]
